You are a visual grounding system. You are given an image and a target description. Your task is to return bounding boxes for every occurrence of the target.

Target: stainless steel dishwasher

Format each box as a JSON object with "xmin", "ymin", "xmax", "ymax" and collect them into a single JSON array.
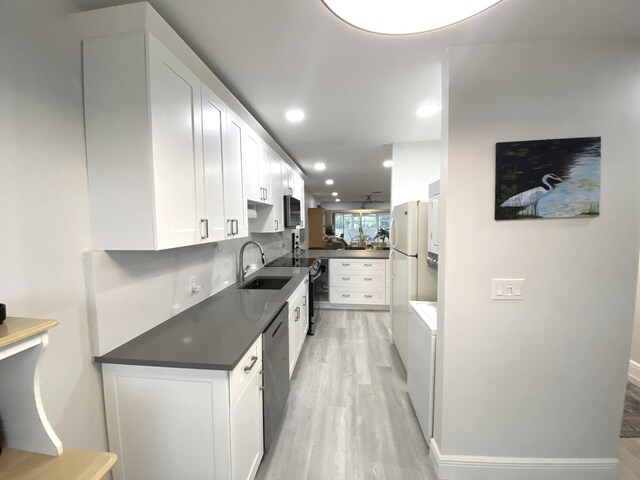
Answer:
[{"xmin": 262, "ymin": 303, "xmax": 290, "ymax": 453}]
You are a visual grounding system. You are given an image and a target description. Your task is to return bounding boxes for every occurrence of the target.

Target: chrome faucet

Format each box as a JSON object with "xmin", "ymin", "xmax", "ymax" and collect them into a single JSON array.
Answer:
[{"xmin": 238, "ymin": 240, "xmax": 267, "ymax": 284}]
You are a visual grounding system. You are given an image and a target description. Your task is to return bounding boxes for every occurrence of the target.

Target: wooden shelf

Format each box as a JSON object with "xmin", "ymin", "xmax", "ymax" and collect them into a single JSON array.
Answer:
[
  {"xmin": 0, "ymin": 317, "xmax": 58, "ymax": 349},
  {"xmin": 0, "ymin": 448, "xmax": 116, "ymax": 480}
]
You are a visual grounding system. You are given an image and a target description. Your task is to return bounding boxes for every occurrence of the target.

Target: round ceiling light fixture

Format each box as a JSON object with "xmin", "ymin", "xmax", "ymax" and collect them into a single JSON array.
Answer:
[
  {"xmin": 325, "ymin": 179, "xmax": 335, "ymax": 185},
  {"xmin": 314, "ymin": 162, "xmax": 326, "ymax": 171},
  {"xmin": 383, "ymin": 160, "xmax": 393, "ymax": 168},
  {"xmin": 321, "ymin": 0, "xmax": 502, "ymax": 35},
  {"xmin": 332, "ymin": 192, "xmax": 338, "ymax": 196},
  {"xmin": 285, "ymin": 108, "xmax": 305, "ymax": 122},
  {"xmin": 335, "ymin": 198, "xmax": 341, "ymax": 202},
  {"xmin": 416, "ymin": 102, "xmax": 441, "ymax": 118}
]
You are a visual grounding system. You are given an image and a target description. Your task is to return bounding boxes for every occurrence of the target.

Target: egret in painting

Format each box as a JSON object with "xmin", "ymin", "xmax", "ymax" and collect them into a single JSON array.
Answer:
[{"xmin": 500, "ymin": 173, "xmax": 564, "ymax": 217}]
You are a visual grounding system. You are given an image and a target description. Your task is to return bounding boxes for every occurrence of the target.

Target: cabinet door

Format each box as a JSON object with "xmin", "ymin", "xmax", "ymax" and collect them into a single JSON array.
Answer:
[
  {"xmin": 299, "ymin": 281, "xmax": 309, "ymax": 350},
  {"xmin": 428, "ymin": 198, "xmax": 439, "ymax": 254},
  {"xmin": 259, "ymin": 144, "xmax": 274, "ymax": 205},
  {"xmin": 226, "ymin": 111, "xmax": 248, "ymax": 239},
  {"xmin": 243, "ymin": 128, "xmax": 262, "ymax": 203},
  {"xmin": 288, "ymin": 301, "xmax": 300, "ymax": 378},
  {"xmin": 271, "ymin": 157, "xmax": 283, "ymax": 232},
  {"xmin": 148, "ymin": 35, "xmax": 204, "ymax": 249},
  {"xmin": 230, "ymin": 367, "xmax": 264, "ymax": 480},
  {"xmin": 201, "ymin": 84, "xmax": 227, "ymax": 242}
]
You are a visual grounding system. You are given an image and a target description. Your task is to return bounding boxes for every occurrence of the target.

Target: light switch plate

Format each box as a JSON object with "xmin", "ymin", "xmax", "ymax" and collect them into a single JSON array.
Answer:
[{"xmin": 492, "ymin": 279, "xmax": 525, "ymax": 300}]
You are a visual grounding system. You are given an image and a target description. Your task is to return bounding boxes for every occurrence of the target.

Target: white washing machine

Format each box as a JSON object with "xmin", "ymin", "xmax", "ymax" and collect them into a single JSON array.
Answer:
[{"xmin": 407, "ymin": 301, "xmax": 437, "ymax": 443}]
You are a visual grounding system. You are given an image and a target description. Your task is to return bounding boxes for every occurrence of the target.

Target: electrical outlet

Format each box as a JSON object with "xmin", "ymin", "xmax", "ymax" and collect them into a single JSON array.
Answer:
[
  {"xmin": 492, "ymin": 279, "xmax": 525, "ymax": 300},
  {"xmin": 189, "ymin": 276, "xmax": 202, "ymax": 295}
]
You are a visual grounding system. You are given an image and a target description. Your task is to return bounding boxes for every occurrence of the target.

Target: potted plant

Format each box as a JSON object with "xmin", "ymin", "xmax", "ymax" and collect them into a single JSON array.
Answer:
[
  {"xmin": 374, "ymin": 227, "xmax": 389, "ymax": 249},
  {"xmin": 324, "ymin": 224, "xmax": 335, "ymax": 237}
]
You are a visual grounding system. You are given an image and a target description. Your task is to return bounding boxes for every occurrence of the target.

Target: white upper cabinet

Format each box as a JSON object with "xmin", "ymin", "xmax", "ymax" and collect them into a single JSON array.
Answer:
[
  {"xmin": 78, "ymin": 5, "xmax": 300, "ymax": 249},
  {"xmin": 271, "ymin": 155, "xmax": 284, "ymax": 232},
  {"xmin": 225, "ymin": 110, "xmax": 249, "ymax": 239},
  {"xmin": 200, "ymin": 84, "xmax": 228, "ymax": 242},
  {"xmin": 83, "ymin": 32, "xmax": 209, "ymax": 250},
  {"xmin": 259, "ymin": 143, "xmax": 274, "ymax": 205},
  {"xmin": 243, "ymin": 129, "xmax": 272, "ymax": 205},
  {"xmin": 242, "ymin": 128, "xmax": 261, "ymax": 203}
]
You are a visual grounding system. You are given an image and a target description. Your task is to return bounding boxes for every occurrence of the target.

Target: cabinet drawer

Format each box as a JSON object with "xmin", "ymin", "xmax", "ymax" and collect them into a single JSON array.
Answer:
[
  {"xmin": 330, "ymin": 272, "xmax": 384, "ymax": 287},
  {"xmin": 330, "ymin": 259, "xmax": 386, "ymax": 273},
  {"xmin": 330, "ymin": 287, "xmax": 386, "ymax": 305},
  {"xmin": 230, "ymin": 336, "xmax": 262, "ymax": 406}
]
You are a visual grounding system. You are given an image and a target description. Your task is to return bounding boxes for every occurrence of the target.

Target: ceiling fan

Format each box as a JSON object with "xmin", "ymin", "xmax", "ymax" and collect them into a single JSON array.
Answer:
[{"xmin": 360, "ymin": 193, "xmax": 386, "ymax": 209}]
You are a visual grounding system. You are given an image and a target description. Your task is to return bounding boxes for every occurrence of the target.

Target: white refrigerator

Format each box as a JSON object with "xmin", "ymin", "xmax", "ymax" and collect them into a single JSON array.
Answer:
[{"xmin": 390, "ymin": 201, "xmax": 437, "ymax": 368}]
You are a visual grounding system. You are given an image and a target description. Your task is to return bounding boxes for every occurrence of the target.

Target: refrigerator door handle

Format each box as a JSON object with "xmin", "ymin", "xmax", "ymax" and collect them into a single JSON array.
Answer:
[
  {"xmin": 390, "ymin": 216, "xmax": 398, "ymax": 250},
  {"xmin": 389, "ymin": 250, "xmax": 395, "ymax": 280}
]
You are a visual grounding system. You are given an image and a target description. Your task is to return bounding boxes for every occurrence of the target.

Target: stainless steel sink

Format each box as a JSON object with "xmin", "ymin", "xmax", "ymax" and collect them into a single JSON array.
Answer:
[{"xmin": 240, "ymin": 276, "xmax": 292, "ymax": 290}]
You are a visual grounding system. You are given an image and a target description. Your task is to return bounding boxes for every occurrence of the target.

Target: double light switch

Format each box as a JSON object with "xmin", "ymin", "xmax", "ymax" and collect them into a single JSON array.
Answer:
[{"xmin": 492, "ymin": 279, "xmax": 525, "ymax": 300}]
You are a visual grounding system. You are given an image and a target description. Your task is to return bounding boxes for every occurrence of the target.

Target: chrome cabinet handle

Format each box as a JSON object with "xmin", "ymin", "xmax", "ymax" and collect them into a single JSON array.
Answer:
[
  {"xmin": 244, "ymin": 355, "xmax": 259, "ymax": 373},
  {"xmin": 342, "ymin": 294, "xmax": 350, "ymax": 298},
  {"xmin": 342, "ymin": 277, "xmax": 350, "ymax": 281},
  {"xmin": 303, "ymin": 295, "xmax": 307, "ymax": 306},
  {"xmin": 200, "ymin": 218, "xmax": 209, "ymax": 239},
  {"xmin": 364, "ymin": 294, "xmax": 373, "ymax": 298},
  {"xmin": 364, "ymin": 277, "xmax": 372, "ymax": 281},
  {"xmin": 342, "ymin": 263, "xmax": 350, "ymax": 266},
  {"xmin": 227, "ymin": 219, "xmax": 233, "ymax": 237},
  {"xmin": 233, "ymin": 219, "xmax": 239, "ymax": 235},
  {"xmin": 295, "ymin": 306, "xmax": 300, "ymax": 321},
  {"xmin": 364, "ymin": 263, "xmax": 372, "ymax": 267}
]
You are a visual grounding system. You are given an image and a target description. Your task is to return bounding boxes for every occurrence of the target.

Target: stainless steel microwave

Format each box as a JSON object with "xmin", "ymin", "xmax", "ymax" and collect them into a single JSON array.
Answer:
[{"xmin": 283, "ymin": 195, "xmax": 301, "ymax": 228}]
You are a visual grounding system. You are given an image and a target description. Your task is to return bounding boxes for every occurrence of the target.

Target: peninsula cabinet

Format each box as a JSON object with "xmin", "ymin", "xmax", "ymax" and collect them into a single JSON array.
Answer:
[
  {"xmin": 82, "ymin": 31, "xmax": 247, "ymax": 250},
  {"xmin": 102, "ymin": 336, "xmax": 264, "ymax": 480}
]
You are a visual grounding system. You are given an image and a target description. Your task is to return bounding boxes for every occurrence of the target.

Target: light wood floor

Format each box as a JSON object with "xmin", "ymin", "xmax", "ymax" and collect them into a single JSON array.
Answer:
[
  {"xmin": 256, "ymin": 308, "xmax": 640, "ymax": 480},
  {"xmin": 256, "ymin": 309, "xmax": 435, "ymax": 480}
]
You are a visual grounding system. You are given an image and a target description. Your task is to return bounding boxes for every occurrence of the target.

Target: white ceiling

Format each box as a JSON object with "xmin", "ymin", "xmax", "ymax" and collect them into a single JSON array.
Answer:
[{"xmin": 71, "ymin": 0, "xmax": 640, "ymax": 204}]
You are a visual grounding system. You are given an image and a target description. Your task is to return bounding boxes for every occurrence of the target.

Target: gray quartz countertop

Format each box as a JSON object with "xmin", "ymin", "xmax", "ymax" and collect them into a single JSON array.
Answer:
[{"xmin": 94, "ymin": 267, "xmax": 309, "ymax": 371}]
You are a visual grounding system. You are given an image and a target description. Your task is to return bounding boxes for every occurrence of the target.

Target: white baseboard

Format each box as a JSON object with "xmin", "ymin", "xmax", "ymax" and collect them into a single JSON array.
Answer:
[
  {"xmin": 429, "ymin": 439, "xmax": 618, "ymax": 480},
  {"xmin": 628, "ymin": 360, "xmax": 640, "ymax": 387}
]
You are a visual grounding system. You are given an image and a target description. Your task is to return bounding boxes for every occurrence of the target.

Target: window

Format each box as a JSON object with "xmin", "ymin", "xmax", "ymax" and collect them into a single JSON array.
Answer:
[{"xmin": 332, "ymin": 211, "xmax": 390, "ymax": 245}]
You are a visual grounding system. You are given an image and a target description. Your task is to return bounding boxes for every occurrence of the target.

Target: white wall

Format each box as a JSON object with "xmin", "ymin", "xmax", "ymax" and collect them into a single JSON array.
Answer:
[
  {"xmin": 391, "ymin": 141, "xmax": 441, "ymax": 207},
  {"xmin": 0, "ymin": 0, "xmax": 107, "ymax": 450},
  {"xmin": 434, "ymin": 41, "xmax": 640, "ymax": 479}
]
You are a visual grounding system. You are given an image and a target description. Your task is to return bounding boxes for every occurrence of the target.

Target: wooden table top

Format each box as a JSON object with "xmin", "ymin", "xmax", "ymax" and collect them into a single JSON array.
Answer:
[
  {"xmin": 0, "ymin": 317, "xmax": 58, "ymax": 349},
  {"xmin": 0, "ymin": 448, "xmax": 116, "ymax": 480}
]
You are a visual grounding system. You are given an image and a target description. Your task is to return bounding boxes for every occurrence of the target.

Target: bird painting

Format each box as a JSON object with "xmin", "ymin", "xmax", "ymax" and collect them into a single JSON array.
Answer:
[
  {"xmin": 499, "ymin": 173, "xmax": 564, "ymax": 217},
  {"xmin": 495, "ymin": 137, "xmax": 601, "ymax": 220}
]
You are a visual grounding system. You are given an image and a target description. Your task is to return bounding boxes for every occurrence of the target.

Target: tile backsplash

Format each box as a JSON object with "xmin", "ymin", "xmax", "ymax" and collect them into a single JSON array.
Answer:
[{"xmin": 84, "ymin": 232, "xmax": 290, "ymax": 356}]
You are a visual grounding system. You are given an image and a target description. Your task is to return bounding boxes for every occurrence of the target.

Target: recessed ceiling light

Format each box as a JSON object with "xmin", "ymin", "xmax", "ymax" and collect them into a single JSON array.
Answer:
[
  {"xmin": 383, "ymin": 160, "xmax": 393, "ymax": 168},
  {"xmin": 416, "ymin": 102, "xmax": 441, "ymax": 118},
  {"xmin": 325, "ymin": 179, "xmax": 334, "ymax": 185},
  {"xmin": 314, "ymin": 162, "xmax": 326, "ymax": 171},
  {"xmin": 321, "ymin": 0, "xmax": 502, "ymax": 35},
  {"xmin": 335, "ymin": 199, "xmax": 341, "ymax": 202},
  {"xmin": 332, "ymin": 192, "xmax": 338, "ymax": 196},
  {"xmin": 285, "ymin": 108, "xmax": 305, "ymax": 122}
]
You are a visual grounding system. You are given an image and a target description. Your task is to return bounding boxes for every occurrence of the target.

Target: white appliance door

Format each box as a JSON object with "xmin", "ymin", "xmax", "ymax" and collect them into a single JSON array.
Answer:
[
  {"xmin": 417, "ymin": 201, "xmax": 437, "ymax": 301},
  {"xmin": 408, "ymin": 303, "xmax": 437, "ymax": 442},
  {"xmin": 390, "ymin": 252, "xmax": 418, "ymax": 368},
  {"xmin": 391, "ymin": 202, "xmax": 418, "ymax": 256}
]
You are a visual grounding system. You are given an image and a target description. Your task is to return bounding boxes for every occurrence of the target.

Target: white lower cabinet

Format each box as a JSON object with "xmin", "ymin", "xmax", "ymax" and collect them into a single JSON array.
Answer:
[
  {"xmin": 288, "ymin": 278, "xmax": 309, "ymax": 378},
  {"xmin": 329, "ymin": 259, "xmax": 389, "ymax": 306},
  {"xmin": 102, "ymin": 337, "xmax": 263, "ymax": 480}
]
